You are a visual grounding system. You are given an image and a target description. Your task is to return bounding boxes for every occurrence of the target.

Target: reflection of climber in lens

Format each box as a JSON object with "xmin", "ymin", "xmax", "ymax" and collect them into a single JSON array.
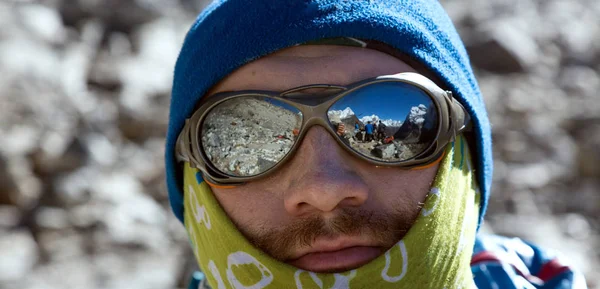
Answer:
[
  {"xmin": 377, "ymin": 120, "xmax": 387, "ymax": 141},
  {"xmin": 355, "ymin": 122, "xmax": 365, "ymax": 141},
  {"xmin": 365, "ymin": 121, "xmax": 374, "ymax": 142}
]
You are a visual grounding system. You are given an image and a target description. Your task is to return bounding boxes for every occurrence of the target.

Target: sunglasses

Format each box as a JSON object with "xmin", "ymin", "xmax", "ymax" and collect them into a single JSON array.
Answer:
[{"xmin": 176, "ymin": 72, "xmax": 471, "ymax": 186}]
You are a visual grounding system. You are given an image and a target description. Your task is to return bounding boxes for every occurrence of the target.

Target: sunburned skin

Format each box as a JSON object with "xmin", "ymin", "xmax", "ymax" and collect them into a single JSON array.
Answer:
[{"xmin": 205, "ymin": 45, "xmax": 439, "ymax": 273}]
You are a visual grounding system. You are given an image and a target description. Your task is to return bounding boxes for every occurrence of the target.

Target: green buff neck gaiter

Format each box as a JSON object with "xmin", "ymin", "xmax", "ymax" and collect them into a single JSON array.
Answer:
[{"xmin": 183, "ymin": 136, "xmax": 480, "ymax": 289}]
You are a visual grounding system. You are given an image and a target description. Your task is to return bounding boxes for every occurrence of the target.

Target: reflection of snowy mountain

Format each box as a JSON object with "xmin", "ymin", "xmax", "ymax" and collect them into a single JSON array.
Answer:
[
  {"xmin": 393, "ymin": 104, "xmax": 430, "ymax": 144},
  {"xmin": 328, "ymin": 107, "xmax": 355, "ymax": 119},
  {"xmin": 359, "ymin": 115, "xmax": 402, "ymax": 126},
  {"xmin": 329, "ymin": 107, "xmax": 403, "ymax": 126}
]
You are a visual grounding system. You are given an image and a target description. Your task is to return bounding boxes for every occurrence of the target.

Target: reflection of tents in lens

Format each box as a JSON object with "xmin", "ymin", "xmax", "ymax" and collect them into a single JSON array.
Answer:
[{"xmin": 392, "ymin": 104, "xmax": 436, "ymax": 144}]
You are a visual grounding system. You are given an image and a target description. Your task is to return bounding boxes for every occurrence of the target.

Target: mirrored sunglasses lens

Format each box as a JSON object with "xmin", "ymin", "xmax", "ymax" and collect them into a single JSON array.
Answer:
[
  {"xmin": 201, "ymin": 96, "xmax": 302, "ymax": 177},
  {"xmin": 327, "ymin": 82, "xmax": 438, "ymax": 162}
]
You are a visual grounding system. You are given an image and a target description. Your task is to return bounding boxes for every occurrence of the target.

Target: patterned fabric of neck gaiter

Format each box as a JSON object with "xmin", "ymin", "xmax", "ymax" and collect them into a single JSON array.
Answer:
[{"xmin": 183, "ymin": 136, "xmax": 480, "ymax": 289}]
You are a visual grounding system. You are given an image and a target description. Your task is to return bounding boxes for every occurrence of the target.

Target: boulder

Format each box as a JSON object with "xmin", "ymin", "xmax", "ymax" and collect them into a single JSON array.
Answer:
[
  {"xmin": 0, "ymin": 155, "xmax": 18, "ymax": 205},
  {"xmin": 30, "ymin": 137, "xmax": 87, "ymax": 177},
  {"xmin": 0, "ymin": 229, "xmax": 38, "ymax": 282},
  {"xmin": 0, "ymin": 206, "xmax": 21, "ymax": 228},
  {"xmin": 466, "ymin": 20, "xmax": 539, "ymax": 73},
  {"xmin": 372, "ymin": 144, "xmax": 396, "ymax": 159}
]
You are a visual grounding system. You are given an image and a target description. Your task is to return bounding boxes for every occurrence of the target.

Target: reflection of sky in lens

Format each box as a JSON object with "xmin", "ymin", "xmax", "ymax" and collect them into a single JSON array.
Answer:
[{"xmin": 330, "ymin": 82, "xmax": 433, "ymax": 121}]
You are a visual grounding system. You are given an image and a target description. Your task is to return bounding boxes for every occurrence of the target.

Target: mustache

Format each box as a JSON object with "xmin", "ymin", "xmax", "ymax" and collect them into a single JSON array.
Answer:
[{"xmin": 245, "ymin": 206, "xmax": 416, "ymax": 261}]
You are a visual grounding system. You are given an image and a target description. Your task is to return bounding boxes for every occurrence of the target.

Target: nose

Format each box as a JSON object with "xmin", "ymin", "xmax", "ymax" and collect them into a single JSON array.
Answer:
[{"xmin": 283, "ymin": 126, "xmax": 370, "ymax": 216}]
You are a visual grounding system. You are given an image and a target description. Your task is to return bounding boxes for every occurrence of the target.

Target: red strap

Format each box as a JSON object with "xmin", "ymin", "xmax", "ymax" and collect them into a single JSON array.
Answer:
[
  {"xmin": 471, "ymin": 251, "xmax": 572, "ymax": 285},
  {"xmin": 471, "ymin": 251, "xmax": 501, "ymax": 265},
  {"xmin": 471, "ymin": 251, "xmax": 542, "ymax": 285},
  {"xmin": 537, "ymin": 258, "xmax": 570, "ymax": 282}
]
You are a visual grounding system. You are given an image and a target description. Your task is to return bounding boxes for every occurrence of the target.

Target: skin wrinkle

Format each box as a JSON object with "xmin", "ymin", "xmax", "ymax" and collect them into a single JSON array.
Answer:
[{"xmin": 207, "ymin": 45, "xmax": 439, "ymax": 270}]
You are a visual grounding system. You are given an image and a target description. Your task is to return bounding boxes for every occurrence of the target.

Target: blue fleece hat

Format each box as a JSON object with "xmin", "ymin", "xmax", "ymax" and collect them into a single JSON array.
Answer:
[{"xmin": 166, "ymin": 0, "xmax": 492, "ymax": 229}]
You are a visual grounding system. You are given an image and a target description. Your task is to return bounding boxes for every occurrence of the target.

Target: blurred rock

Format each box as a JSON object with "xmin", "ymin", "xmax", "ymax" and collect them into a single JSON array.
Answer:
[
  {"xmin": 119, "ymin": 19, "xmax": 183, "ymax": 118},
  {"xmin": 0, "ymin": 1, "xmax": 193, "ymax": 288},
  {"xmin": 61, "ymin": 21, "xmax": 104, "ymax": 115},
  {"xmin": 507, "ymin": 189, "xmax": 541, "ymax": 215},
  {"xmin": 117, "ymin": 111, "xmax": 166, "ymax": 142},
  {"xmin": 0, "ymin": 155, "xmax": 19, "ymax": 205},
  {"xmin": 99, "ymin": 202, "xmax": 170, "ymax": 251},
  {"xmin": 88, "ymin": 43, "xmax": 126, "ymax": 93},
  {"xmin": 0, "ymin": 125, "xmax": 40, "ymax": 157},
  {"xmin": 0, "ymin": 206, "xmax": 21, "ymax": 228},
  {"xmin": 68, "ymin": 202, "xmax": 105, "ymax": 228},
  {"xmin": 94, "ymin": 250, "xmax": 183, "ymax": 289},
  {"xmin": 563, "ymin": 213, "xmax": 592, "ymax": 240},
  {"xmin": 91, "ymin": 172, "xmax": 144, "ymax": 203},
  {"xmin": 54, "ymin": 168, "xmax": 94, "ymax": 207},
  {"xmin": 566, "ymin": 121, "xmax": 600, "ymax": 178},
  {"xmin": 84, "ymin": 133, "xmax": 119, "ymax": 167},
  {"xmin": 119, "ymin": 139, "xmax": 165, "ymax": 185},
  {"xmin": 578, "ymin": 143, "xmax": 600, "ymax": 179},
  {"xmin": 17, "ymin": 3, "xmax": 67, "ymax": 44},
  {"xmin": 1, "ymin": 156, "xmax": 43, "ymax": 209},
  {"xmin": 0, "ymin": 36, "xmax": 62, "ymax": 85},
  {"xmin": 559, "ymin": 66, "xmax": 600, "ymax": 100},
  {"xmin": 90, "ymin": 173, "xmax": 169, "ymax": 250},
  {"xmin": 58, "ymin": 0, "xmax": 160, "ymax": 35},
  {"xmin": 30, "ymin": 137, "xmax": 87, "ymax": 176},
  {"xmin": 35, "ymin": 207, "xmax": 70, "ymax": 230},
  {"xmin": 507, "ymin": 162, "xmax": 553, "ymax": 189},
  {"xmin": 38, "ymin": 229, "xmax": 86, "ymax": 262},
  {"xmin": 467, "ymin": 20, "xmax": 539, "ymax": 73},
  {"xmin": 555, "ymin": 5, "xmax": 600, "ymax": 65},
  {"xmin": 13, "ymin": 257, "xmax": 97, "ymax": 289},
  {"xmin": 0, "ymin": 229, "xmax": 39, "ymax": 282}
]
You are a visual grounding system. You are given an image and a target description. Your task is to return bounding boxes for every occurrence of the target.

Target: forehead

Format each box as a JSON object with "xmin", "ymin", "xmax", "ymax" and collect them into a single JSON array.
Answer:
[{"xmin": 207, "ymin": 45, "xmax": 417, "ymax": 95}]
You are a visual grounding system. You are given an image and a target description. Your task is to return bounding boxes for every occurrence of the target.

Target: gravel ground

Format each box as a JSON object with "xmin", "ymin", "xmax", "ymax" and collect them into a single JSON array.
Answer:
[{"xmin": 0, "ymin": 0, "xmax": 598, "ymax": 288}]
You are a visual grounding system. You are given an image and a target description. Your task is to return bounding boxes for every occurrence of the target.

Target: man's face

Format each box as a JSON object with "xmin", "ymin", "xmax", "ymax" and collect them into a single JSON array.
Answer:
[{"xmin": 206, "ymin": 45, "xmax": 439, "ymax": 273}]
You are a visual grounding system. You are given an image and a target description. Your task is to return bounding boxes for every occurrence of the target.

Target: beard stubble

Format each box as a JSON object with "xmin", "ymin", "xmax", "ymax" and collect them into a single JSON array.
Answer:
[{"xmin": 239, "ymin": 204, "xmax": 420, "ymax": 261}]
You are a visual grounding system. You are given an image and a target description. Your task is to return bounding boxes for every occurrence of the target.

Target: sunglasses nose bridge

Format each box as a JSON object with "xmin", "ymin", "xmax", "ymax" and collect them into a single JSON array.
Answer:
[
  {"xmin": 291, "ymin": 94, "xmax": 338, "ymax": 131},
  {"xmin": 300, "ymin": 114, "xmax": 337, "ymax": 135},
  {"xmin": 291, "ymin": 117, "xmax": 351, "ymax": 165}
]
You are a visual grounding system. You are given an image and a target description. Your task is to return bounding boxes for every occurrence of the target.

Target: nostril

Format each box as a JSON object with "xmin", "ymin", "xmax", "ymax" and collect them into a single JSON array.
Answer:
[
  {"xmin": 295, "ymin": 201, "xmax": 312, "ymax": 214},
  {"xmin": 285, "ymin": 200, "xmax": 311, "ymax": 215},
  {"xmin": 343, "ymin": 196, "xmax": 367, "ymax": 207},
  {"xmin": 284, "ymin": 174, "xmax": 370, "ymax": 216},
  {"xmin": 333, "ymin": 193, "xmax": 362, "ymax": 208}
]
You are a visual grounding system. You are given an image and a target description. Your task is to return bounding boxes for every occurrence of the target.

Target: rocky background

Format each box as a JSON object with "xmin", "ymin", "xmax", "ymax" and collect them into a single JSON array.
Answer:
[{"xmin": 0, "ymin": 0, "xmax": 598, "ymax": 288}]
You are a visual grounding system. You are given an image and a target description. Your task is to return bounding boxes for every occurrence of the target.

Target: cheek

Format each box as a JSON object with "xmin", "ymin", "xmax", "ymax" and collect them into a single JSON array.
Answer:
[
  {"xmin": 212, "ymin": 184, "xmax": 288, "ymax": 230},
  {"xmin": 361, "ymin": 164, "xmax": 438, "ymax": 208}
]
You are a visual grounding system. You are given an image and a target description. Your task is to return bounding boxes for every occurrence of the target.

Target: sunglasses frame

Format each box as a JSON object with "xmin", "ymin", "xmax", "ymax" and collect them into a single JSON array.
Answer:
[{"xmin": 176, "ymin": 72, "xmax": 471, "ymax": 185}]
